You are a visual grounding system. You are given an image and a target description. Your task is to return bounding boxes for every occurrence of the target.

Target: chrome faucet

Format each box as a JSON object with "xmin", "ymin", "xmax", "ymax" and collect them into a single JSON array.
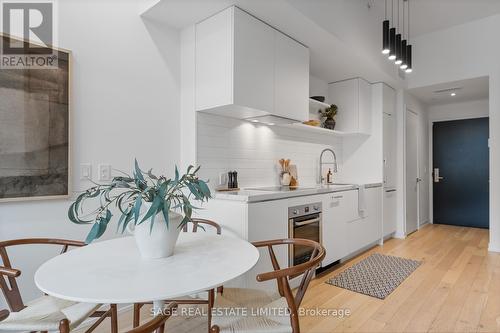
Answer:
[{"xmin": 319, "ymin": 148, "xmax": 338, "ymax": 184}]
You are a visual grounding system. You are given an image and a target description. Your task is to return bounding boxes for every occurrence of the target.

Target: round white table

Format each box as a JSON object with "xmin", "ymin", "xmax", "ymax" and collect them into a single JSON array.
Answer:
[{"xmin": 35, "ymin": 233, "xmax": 259, "ymax": 311}]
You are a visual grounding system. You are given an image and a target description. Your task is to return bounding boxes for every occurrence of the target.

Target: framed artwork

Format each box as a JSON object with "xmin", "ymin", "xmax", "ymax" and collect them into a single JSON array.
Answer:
[{"xmin": 0, "ymin": 34, "xmax": 71, "ymax": 202}]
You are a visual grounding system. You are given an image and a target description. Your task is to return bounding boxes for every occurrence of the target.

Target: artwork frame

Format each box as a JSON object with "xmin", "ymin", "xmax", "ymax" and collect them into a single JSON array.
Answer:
[{"xmin": 0, "ymin": 33, "xmax": 72, "ymax": 202}]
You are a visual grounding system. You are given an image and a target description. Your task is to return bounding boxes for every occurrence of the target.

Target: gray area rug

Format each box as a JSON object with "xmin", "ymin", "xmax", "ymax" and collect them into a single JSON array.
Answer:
[{"xmin": 326, "ymin": 253, "xmax": 422, "ymax": 299}]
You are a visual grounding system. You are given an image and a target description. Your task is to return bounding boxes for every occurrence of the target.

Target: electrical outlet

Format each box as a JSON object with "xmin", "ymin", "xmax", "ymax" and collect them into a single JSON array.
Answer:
[
  {"xmin": 98, "ymin": 164, "xmax": 112, "ymax": 181},
  {"xmin": 80, "ymin": 163, "xmax": 92, "ymax": 180},
  {"xmin": 219, "ymin": 172, "xmax": 227, "ymax": 185}
]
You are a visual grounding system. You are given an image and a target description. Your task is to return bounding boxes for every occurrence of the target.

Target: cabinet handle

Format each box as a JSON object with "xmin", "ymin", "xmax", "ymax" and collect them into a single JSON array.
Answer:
[
  {"xmin": 333, "ymin": 195, "xmax": 343, "ymax": 199},
  {"xmin": 294, "ymin": 218, "xmax": 321, "ymax": 226}
]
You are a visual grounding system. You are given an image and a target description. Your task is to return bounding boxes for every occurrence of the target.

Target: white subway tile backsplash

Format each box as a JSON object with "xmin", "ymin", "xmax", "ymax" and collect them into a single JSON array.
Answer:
[{"xmin": 196, "ymin": 113, "xmax": 343, "ymax": 189}]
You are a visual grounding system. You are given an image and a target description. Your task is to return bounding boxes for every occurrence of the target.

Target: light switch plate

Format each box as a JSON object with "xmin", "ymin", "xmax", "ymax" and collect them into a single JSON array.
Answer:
[
  {"xmin": 98, "ymin": 164, "xmax": 112, "ymax": 181},
  {"xmin": 80, "ymin": 163, "xmax": 92, "ymax": 180}
]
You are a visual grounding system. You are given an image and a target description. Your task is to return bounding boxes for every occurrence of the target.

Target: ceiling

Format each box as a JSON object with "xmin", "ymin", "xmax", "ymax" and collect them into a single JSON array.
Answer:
[
  {"xmin": 404, "ymin": 0, "xmax": 500, "ymax": 37},
  {"xmin": 140, "ymin": 0, "xmax": 500, "ymax": 87},
  {"xmin": 407, "ymin": 76, "xmax": 489, "ymax": 106}
]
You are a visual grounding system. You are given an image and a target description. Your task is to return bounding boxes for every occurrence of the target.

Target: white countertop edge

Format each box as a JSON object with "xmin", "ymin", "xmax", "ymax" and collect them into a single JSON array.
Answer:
[{"xmin": 213, "ymin": 182, "xmax": 383, "ymax": 203}]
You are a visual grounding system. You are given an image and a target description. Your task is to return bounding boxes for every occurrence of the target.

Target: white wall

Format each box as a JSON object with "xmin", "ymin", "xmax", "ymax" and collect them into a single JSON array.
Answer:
[
  {"xmin": 408, "ymin": 14, "xmax": 500, "ymax": 251},
  {"xmin": 428, "ymin": 99, "xmax": 489, "ymax": 122},
  {"xmin": 196, "ymin": 112, "xmax": 343, "ymax": 188},
  {"xmin": 0, "ymin": 0, "xmax": 181, "ymax": 307},
  {"xmin": 309, "ymin": 75, "xmax": 329, "ymax": 98}
]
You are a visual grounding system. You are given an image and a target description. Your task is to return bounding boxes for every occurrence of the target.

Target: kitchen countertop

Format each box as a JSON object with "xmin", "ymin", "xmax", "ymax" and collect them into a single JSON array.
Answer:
[{"xmin": 214, "ymin": 182, "xmax": 382, "ymax": 203}]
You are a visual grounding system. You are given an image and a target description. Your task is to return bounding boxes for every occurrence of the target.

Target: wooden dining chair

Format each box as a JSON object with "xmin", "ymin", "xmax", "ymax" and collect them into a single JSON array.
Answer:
[
  {"xmin": 126, "ymin": 303, "xmax": 177, "ymax": 333},
  {"xmin": 133, "ymin": 218, "xmax": 222, "ymax": 330},
  {"xmin": 210, "ymin": 238, "xmax": 325, "ymax": 333},
  {"xmin": 0, "ymin": 238, "xmax": 118, "ymax": 333}
]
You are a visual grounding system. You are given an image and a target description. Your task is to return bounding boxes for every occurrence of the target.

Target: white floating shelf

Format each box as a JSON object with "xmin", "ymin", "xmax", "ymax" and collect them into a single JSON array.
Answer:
[
  {"xmin": 309, "ymin": 98, "xmax": 330, "ymax": 110},
  {"xmin": 286, "ymin": 123, "xmax": 359, "ymax": 137}
]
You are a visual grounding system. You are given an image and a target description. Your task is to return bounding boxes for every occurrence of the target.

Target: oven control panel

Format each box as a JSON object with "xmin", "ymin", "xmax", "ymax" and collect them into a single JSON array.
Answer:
[{"xmin": 288, "ymin": 202, "xmax": 322, "ymax": 218}]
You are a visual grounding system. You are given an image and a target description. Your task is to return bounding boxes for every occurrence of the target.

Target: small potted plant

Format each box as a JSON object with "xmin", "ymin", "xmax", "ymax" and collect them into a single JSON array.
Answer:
[
  {"xmin": 318, "ymin": 104, "xmax": 338, "ymax": 130},
  {"xmin": 68, "ymin": 160, "xmax": 211, "ymax": 259}
]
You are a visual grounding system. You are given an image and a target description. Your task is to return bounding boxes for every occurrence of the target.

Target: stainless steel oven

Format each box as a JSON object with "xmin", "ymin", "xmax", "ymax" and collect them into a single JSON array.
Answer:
[{"xmin": 288, "ymin": 202, "xmax": 322, "ymax": 267}]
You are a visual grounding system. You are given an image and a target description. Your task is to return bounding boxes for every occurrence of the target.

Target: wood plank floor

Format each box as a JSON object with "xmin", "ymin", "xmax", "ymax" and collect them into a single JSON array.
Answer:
[{"xmin": 79, "ymin": 224, "xmax": 500, "ymax": 332}]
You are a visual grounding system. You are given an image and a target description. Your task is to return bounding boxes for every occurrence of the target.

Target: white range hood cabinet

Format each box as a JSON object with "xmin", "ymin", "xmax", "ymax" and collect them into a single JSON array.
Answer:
[{"xmin": 195, "ymin": 6, "xmax": 309, "ymax": 123}]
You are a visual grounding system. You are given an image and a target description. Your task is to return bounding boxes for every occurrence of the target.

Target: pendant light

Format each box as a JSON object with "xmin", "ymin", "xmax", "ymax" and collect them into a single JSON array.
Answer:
[
  {"xmin": 388, "ymin": 0, "xmax": 396, "ymax": 60},
  {"xmin": 400, "ymin": 40, "xmax": 408, "ymax": 69},
  {"xmin": 395, "ymin": 0, "xmax": 403, "ymax": 65},
  {"xmin": 400, "ymin": 0, "xmax": 408, "ymax": 70},
  {"xmin": 405, "ymin": 44, "xmax": 412, "ymax": 73},
  {"xmin": 405, "ymin": 0, "xmax": 413, "ymax": 73},
  {"xmin": 382, "ymin": 0, "xmax": 390, "ymax": 54}
]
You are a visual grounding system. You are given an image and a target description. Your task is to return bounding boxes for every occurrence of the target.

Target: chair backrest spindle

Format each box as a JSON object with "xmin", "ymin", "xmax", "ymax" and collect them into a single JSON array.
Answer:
[{"xmin": 0, "ymin": 239, "xmax": 85, "ymax": 313}]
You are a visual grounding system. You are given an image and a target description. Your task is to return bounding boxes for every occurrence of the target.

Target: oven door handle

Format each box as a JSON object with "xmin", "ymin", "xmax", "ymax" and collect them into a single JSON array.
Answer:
[{"xmin": 294, "ymin": 218, "xmax": 321, "ymax": 227}]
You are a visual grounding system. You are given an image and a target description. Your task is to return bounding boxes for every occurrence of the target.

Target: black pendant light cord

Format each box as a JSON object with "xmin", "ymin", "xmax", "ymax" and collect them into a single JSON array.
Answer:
[
  {"xmin": 407, "ymin": 0, "xmax": 410, "ymax": 43},
  {"xmin": 392, "ymin": 0, "xmax": 394, "ymax": 24},
  {"xmin": 397, "ymin": 0, "xmax": 400, "ymax": 32}
]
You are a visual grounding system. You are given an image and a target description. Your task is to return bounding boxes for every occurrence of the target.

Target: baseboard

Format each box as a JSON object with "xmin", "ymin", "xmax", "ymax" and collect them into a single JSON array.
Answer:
[
  {"xmin": 394, "ymin": 231, "xmax": 406, "ymax": 239},
  {"xmin": 419, "ymin": 220, "xmax": 430, "ymax": 228},
  {"xmin": 488, "ymin": 242, "xmax": 500, "ymax": 253},
  {"xmin": 382, "ymin": 232, "xmax": 395, "ymax": 241}
]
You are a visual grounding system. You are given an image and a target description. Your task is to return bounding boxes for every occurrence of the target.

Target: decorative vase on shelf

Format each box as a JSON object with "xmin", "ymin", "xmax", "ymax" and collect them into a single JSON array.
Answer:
[
  {"xmin": 323, "ymin": 118, "xmax": 336, "ymax": 130},
  {"xmin": 319, "ymin": 104, "xmax": 338, "ymax": 131},
  {"xmin": 68, "ymin": 160, "xmax": 211, "ymax": 259}
]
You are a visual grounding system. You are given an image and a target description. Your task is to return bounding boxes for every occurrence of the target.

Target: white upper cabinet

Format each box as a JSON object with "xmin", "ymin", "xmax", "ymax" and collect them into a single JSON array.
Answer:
[
  {"xmin": 195, "ymin": 6, "xmax": 309, "ymax": 121},
  {"xmin": 328, "ymin": 78, "xmax": 372, "ymax": 134},
  {"xmin": 232, "ymin": 8, "xmax": 274, "ymax": 115},
  {"xmin": 195, "ymin": 8, "xmax": 234, "ymax": 112},
  {"xmin": 274, "ymin": 31, "xmax": 309, "ymax": 121}
]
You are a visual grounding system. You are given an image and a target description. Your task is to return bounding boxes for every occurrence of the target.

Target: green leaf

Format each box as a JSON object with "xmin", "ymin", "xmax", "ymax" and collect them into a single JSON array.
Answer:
[
  {"xmin": 134, "ymin": 159, "xmax": 144, "ymax": 180},
  {"xmin": 175, "ymin": 166, "xmax": 179, "ymax": 182},
  {"xmin": 147, "ymin": 168, "xmax": 158, "ymax": 180},
  {"xmin": 149, "ymin": 212, "xmax": 157, "ymax": 234},
  {"xmin": 140, "ymin": 194, "xmax": 163, "ymax": 223},
  {"xmin": 85, "ymin": 223, "xmax": 101, "ymax": 244},
  {"xmin": 161, "ymin": 202, "xmax": 170, "ymax": 229},
  {"xmin": 197, "ymin": 180, "xmax": 212, "ymax": 198},
  {"xmin": 133, "ymin": 195, "xmax": 142, "ymax": 223},
  {"xmin": 122, "ymin": 210, "xmax": 134, "ymax": 233},
  {"xmin": 179, "ymin": 215, "xmax": 190, "ymax": 229},
  {"xmin": 187, "ymin": 183, "xmax": 203, "ymax": 200}
]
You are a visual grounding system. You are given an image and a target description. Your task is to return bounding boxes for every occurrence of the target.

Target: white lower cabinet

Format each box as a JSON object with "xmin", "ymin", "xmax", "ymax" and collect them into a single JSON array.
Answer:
[
  {"xmin": 322, "ymin": 190, "xmax": 359, "ymax": 265},
  {"xmin": 322, "ymin": 187, "xmax": 382, "ymax": 265},
  {"xmin": 246, "ymin": 200, "xmax": 289, "ymax": 291},
  {"xmin": 346, "ymin": 187, "xmax": 382, "ymax": 255}
]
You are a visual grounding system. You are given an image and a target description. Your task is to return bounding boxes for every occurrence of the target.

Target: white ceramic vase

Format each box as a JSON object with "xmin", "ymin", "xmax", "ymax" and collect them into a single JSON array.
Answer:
[{"xmin": 128, "ymin": 203, "xmax": 183, "ymax": 259}]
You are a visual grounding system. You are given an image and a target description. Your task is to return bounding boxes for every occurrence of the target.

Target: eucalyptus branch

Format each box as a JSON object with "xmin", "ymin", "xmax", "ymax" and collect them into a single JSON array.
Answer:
[{"xmin": 68, "ymin": 160, "xmax": 211, "ymax": 244}]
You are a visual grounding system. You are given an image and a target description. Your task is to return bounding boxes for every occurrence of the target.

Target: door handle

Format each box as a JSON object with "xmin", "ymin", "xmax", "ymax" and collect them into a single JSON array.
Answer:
[
  {"xmin": 434, "ymin": 168, "xmax": 444, "ymax": 183},
  {"xmin": 294, "ymin": 218, "xmax": 321, "ymax": 227}
]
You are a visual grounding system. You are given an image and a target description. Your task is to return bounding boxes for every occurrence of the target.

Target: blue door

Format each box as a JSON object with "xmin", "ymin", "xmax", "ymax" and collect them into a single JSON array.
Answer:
[{"xmin": 433, "ymin": 117, "xmax": 489, "ymax": 228}]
